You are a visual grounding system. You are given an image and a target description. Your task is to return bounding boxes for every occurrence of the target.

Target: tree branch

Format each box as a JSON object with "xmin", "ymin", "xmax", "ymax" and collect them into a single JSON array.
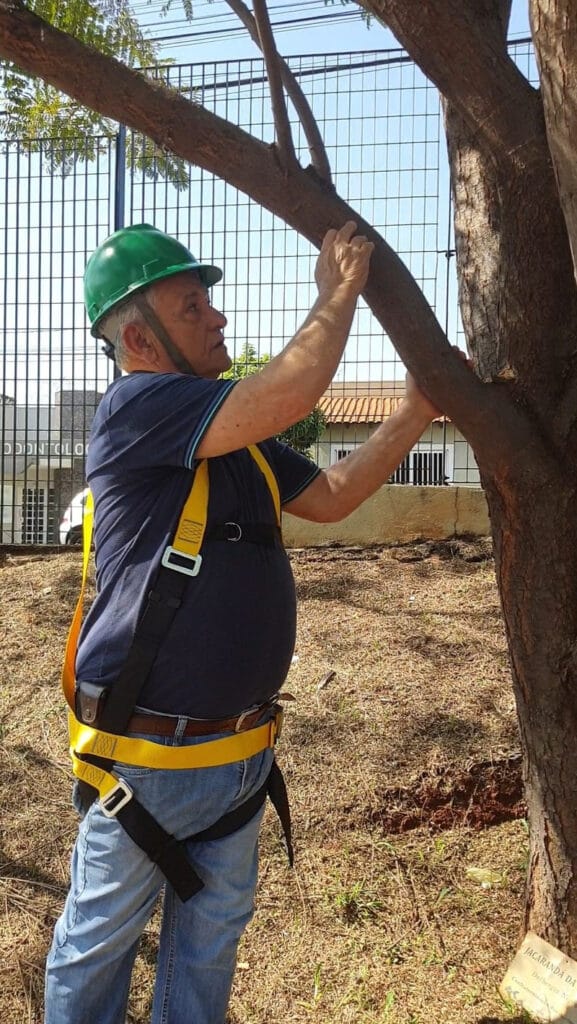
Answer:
[
  {"xmin": 0, "ymin": 2, "xmax": 546, "ymax": 479},
  {"xmin": 250, "ymin": 0, "xmax": 298, "ymax": 173},
  {"xmin": 496, "ymin": 0, "xmax": 514, "ymax": 35},
  {"xmin": 356, "ymin": 0, "xmax": 547, "ymax": 174},
  {"xmin": 224, "ymin": 0, "xmax": 332, "ymax": 182}
]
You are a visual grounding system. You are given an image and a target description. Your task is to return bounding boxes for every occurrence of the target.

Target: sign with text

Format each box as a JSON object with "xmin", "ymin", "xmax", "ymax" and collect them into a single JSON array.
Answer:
[
  {"xmin": 501, "ymin": 931, "xmax": 577, "ymax": 1022},
  {"xmin": 3, "ymin": 441, "xmax": 86, "ymax": 457}
]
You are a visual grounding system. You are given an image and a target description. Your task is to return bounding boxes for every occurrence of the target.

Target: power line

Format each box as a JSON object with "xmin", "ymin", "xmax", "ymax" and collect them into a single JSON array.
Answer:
[
  {"xmin": 133, "ymin": 0, "xmax": 343, "ymax": 31},
  {"xmin": 148, "ymin": 9, "xmax": 364, "ymax": 46}
]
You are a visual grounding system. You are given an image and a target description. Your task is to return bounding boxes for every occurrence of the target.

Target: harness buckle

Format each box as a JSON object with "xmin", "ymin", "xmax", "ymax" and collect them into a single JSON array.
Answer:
[
  {"xmin": 161, "ymin": 546, "xmax": 203, "ymax": 577},
  {"xmin": 224, "ymin": 522, "xmax": 242, "ymax": 542},
  {"xmin": 100, "ymin": 778, "xmax": 133, "ymax": 818}
]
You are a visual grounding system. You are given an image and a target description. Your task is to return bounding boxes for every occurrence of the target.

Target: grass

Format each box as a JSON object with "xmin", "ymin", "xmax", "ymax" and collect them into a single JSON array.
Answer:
[{"xmin": 0, "ymin": 540, "xmax": 533, "ymax": 1023}]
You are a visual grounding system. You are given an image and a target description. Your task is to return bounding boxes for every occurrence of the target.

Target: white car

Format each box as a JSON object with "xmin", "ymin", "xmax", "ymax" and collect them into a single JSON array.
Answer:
[{"xmin": 59, "ymin": 488, "xmax": 89, "ymax": 545}]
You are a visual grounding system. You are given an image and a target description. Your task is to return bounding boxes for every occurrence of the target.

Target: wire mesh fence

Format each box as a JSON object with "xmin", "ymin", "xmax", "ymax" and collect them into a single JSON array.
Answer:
[{"xmin": 0, "ymin": 42, "xmax": 533, "ymax": 543}]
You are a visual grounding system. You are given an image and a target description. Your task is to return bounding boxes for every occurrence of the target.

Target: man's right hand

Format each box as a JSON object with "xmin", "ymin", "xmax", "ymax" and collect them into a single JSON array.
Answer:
[{"xmin": 315, "ymin": 220, "xmax": 374, "ymax": 296}]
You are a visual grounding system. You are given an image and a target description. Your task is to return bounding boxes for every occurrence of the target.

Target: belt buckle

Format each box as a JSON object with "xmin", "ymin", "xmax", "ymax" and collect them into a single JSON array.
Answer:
[
  {"xmin": 234, "ymin": 704, "xmax": 258, "ymax": 733},
  {"xmin": 234, "ymin": 697, "xmax": 274, "ymax": 733}
]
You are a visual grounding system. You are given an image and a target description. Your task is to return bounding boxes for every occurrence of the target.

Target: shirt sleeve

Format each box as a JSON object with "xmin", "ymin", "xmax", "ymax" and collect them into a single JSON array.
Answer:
[
  {"xmin": 260, "ymin": 438, "xmax": 322, "ymax": 505},
  {"xmin": 103, "ymin": 372, "xmax": 238, "ymax": 469}
]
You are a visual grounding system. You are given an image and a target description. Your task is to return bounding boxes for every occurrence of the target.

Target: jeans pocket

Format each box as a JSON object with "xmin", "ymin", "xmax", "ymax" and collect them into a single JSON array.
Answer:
[
  {"xmin": 110, "ymin": 730, "xmax": 173, "ymax": 778},
  {"xmin": 235, "ymin": 746, "xmax": 275, "ymax": 809},
  {"xmin": 110, "ymin": 761, "xmax": 155, "ymax": 778}
]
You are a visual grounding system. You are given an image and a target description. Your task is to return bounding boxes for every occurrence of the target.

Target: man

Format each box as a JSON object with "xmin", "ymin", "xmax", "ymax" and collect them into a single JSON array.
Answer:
[{"xmin": 45, "ymin": 221, "xmax": 439, "ymax": 1024}]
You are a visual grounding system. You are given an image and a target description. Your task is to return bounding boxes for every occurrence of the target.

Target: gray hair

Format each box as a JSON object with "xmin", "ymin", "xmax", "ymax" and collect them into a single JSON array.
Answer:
[{"xmin": 99, "ymin": 286, "xmax": 158, "ymax": 369}]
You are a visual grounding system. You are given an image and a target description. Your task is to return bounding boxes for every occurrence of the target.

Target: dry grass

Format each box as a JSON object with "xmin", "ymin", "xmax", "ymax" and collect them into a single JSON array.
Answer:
[{"xmin": 0, "ymin": 541, "xmax": 532, "ymax": 1024}]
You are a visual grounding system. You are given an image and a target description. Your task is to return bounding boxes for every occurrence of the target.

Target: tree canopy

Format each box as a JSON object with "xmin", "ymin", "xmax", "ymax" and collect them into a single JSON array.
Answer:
[{"xmin": 0, "ymin": 0, "xmax": 190, "ymax": 183}]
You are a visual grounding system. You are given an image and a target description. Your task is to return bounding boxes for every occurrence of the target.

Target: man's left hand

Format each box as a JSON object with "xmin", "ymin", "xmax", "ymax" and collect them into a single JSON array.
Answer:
[{"xmin": 404, "ymin": 346, "xmax": 472, "ymax": 422}]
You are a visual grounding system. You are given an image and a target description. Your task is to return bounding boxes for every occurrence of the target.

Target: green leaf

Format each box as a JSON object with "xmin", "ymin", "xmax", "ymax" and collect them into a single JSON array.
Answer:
[{"xmin": 0, "ymin": 1, "xmax": 189, "ymax": 188}]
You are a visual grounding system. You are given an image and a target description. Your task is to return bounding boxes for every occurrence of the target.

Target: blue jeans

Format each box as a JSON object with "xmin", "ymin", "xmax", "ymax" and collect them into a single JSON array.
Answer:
[{"xmin": 45, "ymin": 725, "xmax": 275, "ymax": 1024}]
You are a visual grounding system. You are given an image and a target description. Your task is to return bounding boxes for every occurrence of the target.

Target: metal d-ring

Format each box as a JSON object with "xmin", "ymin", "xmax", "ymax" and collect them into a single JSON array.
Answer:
[{"xmin": 225, "ymin": 522, "xmax": 242, "ymax": 542}]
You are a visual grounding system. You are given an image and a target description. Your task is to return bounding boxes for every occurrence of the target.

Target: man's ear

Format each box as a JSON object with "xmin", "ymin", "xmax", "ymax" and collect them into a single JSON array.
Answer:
[{"xmin": 122, "ymin": 322, "xmax": 162, "ymax": 367}]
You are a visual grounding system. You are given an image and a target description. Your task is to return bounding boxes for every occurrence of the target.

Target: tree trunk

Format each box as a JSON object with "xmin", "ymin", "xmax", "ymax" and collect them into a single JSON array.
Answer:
[
  {"xmin": 437, "ymin": 0, "xmax": 577, "ymax": 951},
  {"xmin": 531, "ymin": 0, "xmax": 577, "ymax": 285},
  {"xmin": 461, "ymin": 178, "xmax": 577, "ymax": 944},
  {"xmin": 486, "ymin": 474, "xmax": 577, "ymax": 951}
]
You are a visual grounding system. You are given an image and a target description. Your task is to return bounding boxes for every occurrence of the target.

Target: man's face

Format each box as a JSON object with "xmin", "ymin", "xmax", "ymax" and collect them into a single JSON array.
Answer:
[{"xmin": 152, "ymin": 270, "xmax": 230, "ymax": 378}]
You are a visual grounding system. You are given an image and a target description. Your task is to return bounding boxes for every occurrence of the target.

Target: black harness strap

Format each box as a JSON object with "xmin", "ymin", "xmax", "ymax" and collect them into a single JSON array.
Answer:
[
  {"xmin": 205, "ymin": 522, "xmax": 282, "ymax": 546},
  {"xmin": 97, "ymin": 523, "xmax": 280, "ymax": 735},
  {"xmin": 103, "ymin": 760, "xmax": 293, "ymax": 903},
  {"xmin": 97, "ymin": 567, "xmax": 189, "ymax": 734},
  {"xmin": 192, "ymin": 759, "xmax": 293, "ymax": 865},
  {"xmin": 115, "ymin": 793, "xmax": 205, "ymax": 902},
  {"xmin": 74, "ymin": 563, "xmax": 191, "ymax": 815},
  {"xmin": 264, "ymin": 760, "xmax": 294, "ymax": 867}
]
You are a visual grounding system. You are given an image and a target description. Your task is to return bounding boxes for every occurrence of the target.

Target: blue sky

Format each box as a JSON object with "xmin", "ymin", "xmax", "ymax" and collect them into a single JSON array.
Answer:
[{"xmin": 133, "ymin": 0, "xmax": 531, "ymax": 65}]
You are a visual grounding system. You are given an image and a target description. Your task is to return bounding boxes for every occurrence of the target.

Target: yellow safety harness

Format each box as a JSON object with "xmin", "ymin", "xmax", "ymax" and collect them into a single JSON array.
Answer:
[{"xmin": 62, "ymin": 446, "xmax": 292, "ymax": 900}]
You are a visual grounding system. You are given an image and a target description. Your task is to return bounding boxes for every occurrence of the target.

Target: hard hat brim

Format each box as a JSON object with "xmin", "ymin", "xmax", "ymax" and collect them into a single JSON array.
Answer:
[{"xmin": 84, "ymin": 223, "xmax": 223, "ymax": 339}]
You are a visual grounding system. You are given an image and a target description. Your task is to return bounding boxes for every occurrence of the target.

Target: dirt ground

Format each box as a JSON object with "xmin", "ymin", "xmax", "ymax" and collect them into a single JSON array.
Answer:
[{"xmin": 0, "ymin": 539, "xmax": 532, "ymax": 1024}]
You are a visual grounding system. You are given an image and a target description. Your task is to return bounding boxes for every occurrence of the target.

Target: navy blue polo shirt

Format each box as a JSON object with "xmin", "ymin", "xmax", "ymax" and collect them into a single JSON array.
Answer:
[{"xmin": 75, "ymin": 371, "xmax": 320, "ymax": 718}]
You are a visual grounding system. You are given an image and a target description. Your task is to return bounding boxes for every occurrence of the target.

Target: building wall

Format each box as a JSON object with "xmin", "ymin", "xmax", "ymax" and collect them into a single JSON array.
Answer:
[
  {"xmin": 314, "ymin": 422, "xmax": 481, "ymax": 486},
  {"xmin": 282, "ymin": 483, "xmax": 490, "ymax": 547},
  {"xmin": 1, "ymin": 390, "xmax": 103, "ymax": 543}
]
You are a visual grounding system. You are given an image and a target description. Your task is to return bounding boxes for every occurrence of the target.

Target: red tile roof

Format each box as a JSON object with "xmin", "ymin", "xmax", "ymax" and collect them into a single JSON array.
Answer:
[
  {"xmin": 319, "ymin": 394, "xmax": 404, "ymax": 424},
  {"xmin": 318, "ymin": 382, "xmax": 446, "ymax": 424}
]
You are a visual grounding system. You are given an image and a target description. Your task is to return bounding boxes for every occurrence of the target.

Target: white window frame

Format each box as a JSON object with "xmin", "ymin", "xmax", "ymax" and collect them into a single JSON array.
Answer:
[
  {"xmin": 390, "ymin": 444, "xmax": 454, "ymax": 486},
  {"xmin": 21, "ymin": 485, "xmax": 57, "ymax": 543},
  {"xmin": 330, "ymin": 443, "xmax": 357, "ymax": 464}
]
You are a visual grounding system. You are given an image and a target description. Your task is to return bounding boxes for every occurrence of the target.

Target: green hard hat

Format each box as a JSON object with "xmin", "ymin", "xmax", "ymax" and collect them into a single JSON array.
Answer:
[{"xmin": 84, "ymin": 223, "xmax": 223, "ymax": 337}]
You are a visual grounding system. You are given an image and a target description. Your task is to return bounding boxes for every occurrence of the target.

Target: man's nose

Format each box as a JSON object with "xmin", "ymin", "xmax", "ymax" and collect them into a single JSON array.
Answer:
[{"xmin": 212, "ymin": 307, "xmax": 227, "ymax": 327}]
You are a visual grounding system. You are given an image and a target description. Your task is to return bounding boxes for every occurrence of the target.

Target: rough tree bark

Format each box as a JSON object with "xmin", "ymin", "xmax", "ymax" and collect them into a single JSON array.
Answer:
[
  {"xmin": 2, "ymin": 0, "xmax": 577, "ymax": 957},
  {"xmin": 361, "ymin": 0, "xmax": 577, "ymax": 953}
]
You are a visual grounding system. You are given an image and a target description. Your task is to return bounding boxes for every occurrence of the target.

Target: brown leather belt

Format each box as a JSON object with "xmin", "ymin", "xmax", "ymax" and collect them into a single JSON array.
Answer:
[{"xmin": 127, "ymin": 703, "xmax": 274, "ymax": 737}]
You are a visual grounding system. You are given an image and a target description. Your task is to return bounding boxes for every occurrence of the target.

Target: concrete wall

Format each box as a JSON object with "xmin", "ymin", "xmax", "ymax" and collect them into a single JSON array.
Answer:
[{"xmin": 282, "ymin": 484, "xmax": 490, "ymax": 547}]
